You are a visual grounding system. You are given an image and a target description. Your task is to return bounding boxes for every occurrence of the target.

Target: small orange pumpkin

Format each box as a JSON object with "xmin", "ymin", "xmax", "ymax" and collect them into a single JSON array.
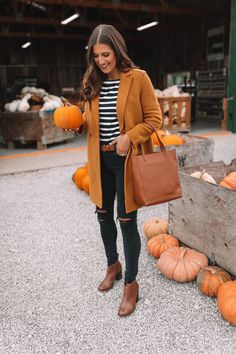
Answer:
[
  {"xmin": 197, "ymin": 266, "xmax": 232, "ymax": 297},
  {"xmin": 219, "ymin": 171, "xmax": 236, "ymax": 190},
  {"xmin": 147, "ymin": 234, "xmax": 179, "ymax": 258},
  {"xmin": 157, "ymin": 246, "xmax": 208, "ymax": 282},
  {"xmin": 81, "ymin": 174, "xmax": 90, "ymax": 194},
  {"xmin": 217, "ymin": 280, "xmax": 236, "ymax": 325},
  {"xmin": 143, "ymin": 218, "xmax": 168, "ymax": 239},
  {"xmin": 73, "ymin": 166, "xmax": 88, "ymax": 189},
  {"xmin": 54, "ymin": 97, "xmax": 83, "ymax": 129}
]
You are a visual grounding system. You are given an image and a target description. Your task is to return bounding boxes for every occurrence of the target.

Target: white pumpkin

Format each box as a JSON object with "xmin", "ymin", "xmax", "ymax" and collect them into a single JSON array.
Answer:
[{"xmin": 190, "ymin": 170, "xmax": 216, "ymax": 184}]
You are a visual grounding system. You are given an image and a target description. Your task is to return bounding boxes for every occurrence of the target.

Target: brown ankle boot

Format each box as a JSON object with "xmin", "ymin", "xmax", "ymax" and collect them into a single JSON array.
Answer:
[
  {"xmin": 98, "ymin": 260, "xmax": 122, "ymax": 291},
  {"xmin": 118, "ymin": 280, "xmax": 139, "ymax": 316}
]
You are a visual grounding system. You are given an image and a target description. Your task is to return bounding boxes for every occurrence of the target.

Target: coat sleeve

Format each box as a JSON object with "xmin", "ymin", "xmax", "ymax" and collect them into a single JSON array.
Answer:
[{"xmin": 126, "ymin": 72, "xmax": 163, "ymax": 146}]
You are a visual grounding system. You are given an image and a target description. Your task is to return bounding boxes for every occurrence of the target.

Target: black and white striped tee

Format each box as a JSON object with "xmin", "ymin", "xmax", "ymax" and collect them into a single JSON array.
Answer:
[{"xmin": 99, "ymin": 79, "xmax": 120, "ymax": 145}]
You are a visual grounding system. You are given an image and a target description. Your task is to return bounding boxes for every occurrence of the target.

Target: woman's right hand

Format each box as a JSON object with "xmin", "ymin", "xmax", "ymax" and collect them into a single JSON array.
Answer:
[
  {"xmin": 60, "ymin": 128, "xmax": 80, "ymax": 132},
  {"xmin": 60, "ymin": 128, "xmax": 82, "ymax": 132}
]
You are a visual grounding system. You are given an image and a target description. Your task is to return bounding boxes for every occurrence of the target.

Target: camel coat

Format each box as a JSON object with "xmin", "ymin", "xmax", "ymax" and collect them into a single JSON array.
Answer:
[{"xmin": 83, "ymin": 69, "xmax": 163, "ymax": 213}]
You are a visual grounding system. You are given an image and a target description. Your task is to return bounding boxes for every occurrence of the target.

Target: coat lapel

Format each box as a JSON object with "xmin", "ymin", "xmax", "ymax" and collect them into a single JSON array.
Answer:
[
  {"xmin": 117, "ymin": 70, "xmax": 133, "ymax": 132},
  {"xmin": 90, "ymin": 95, "xmax": 99, "ymax": 137}
]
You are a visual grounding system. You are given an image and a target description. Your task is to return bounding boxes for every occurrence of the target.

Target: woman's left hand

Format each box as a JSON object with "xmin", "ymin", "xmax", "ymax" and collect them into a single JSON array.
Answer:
[{"xmin": 110, "ymin": 133, "xmax": 131, "ymax": 156}]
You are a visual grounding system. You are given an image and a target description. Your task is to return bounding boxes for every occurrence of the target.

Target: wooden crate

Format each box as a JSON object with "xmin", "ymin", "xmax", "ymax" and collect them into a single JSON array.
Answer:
[
  {"xmin": 0, "ymin": 111, "xmax": 74, "ymax": 150},
  {"xmin": 158, "ymin": 96, "xmax": 191, "ymax": 132},
  {"xmin": 169, "ymin": 159, "xmax": 236, "ymax": 276},
  {"xmin": 154, "ymin": 134, "xmax": 214, "ymax": 168}
]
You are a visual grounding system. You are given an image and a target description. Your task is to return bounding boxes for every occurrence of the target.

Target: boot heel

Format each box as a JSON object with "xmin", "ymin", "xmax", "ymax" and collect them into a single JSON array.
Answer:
[{"xmin": 116, "ymin": 271, "xmax": 122, "ymax": 281}]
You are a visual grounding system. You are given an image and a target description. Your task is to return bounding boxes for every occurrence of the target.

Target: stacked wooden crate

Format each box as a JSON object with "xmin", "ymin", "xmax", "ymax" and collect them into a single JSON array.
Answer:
[
  {"xmin": 0, "ymin": 111, "xmax": 74, "ymax": 150},
  {"xmin": 158, "ymin": 96, "xmax": 191, "ymax": 132}
]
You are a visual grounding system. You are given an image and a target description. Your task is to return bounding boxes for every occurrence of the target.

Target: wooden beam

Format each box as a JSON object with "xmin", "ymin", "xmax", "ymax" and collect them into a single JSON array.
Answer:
[
  {"xmin": 23, "ymin": 0, "xmax": 225, "ymax": 17},
  {"xmin": 0, "ymin": 30, "xmax": 157, "ymax": 42},
  {"xmin": 0, "ymin": 15, "xmax": 185, "ymax": 32},
  {"xmin": 227, "ymin": 0, "xmax": 236, "ymax": 132}
]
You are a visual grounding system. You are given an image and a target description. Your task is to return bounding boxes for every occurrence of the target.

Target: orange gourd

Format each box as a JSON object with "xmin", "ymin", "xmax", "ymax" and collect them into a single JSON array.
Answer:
[
  {"xmin": 219, "ymin": 171, "xmax": 236, "ymax": 190},
  {"xmin": 197, "ymin": 266, "xmax": 232, "ymax": 297},
  {"xmin": 217, "ymin": 280, "xmax": 236, "ymax": 325},
  {"xmin": 157, "ymin": 246, "xmax": 208, "ymax": 282},
  {"xmin": 143, "ymin": 218, "xmax": 168, "ymax": 239},
  {"xmin": 54, "ymin": 97, "xmax": 83, "ymax": 129},
  {"xmin": 147, "ymin": 234, "xmax": 179, "ymax": 258}
]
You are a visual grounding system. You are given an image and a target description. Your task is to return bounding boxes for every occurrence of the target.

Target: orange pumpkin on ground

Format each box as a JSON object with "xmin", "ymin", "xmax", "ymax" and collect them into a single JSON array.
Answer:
[
  {"xmin": 219, "ymin": 171, "xmax": 236, "ymax": 190},
  {"xmin": 147, "ymin": 234, "xmax": 179, "ymax": 258},
  {"xmin": 81, "ymin": 174, "xmax": 90, "ymax": 194},
  {"xmin": 157, "ymin": 246, "xmax": 208, "ymax": 282},
  {"xmin": 73, "ymin": 166, "xmax": 88, "ymax": 189},
  {"xmin": 72, "ymin": 163, "xmax": 89, "ymax": 194},
  {"xmin": 143, "ymin": 218, "xmax": 168, "ymax": 239},
  {"xmin": 54, "ymin": 97, "xmax": 83, "ymax": 129},
  {"xmin": 197, "ymin": 266, "xmax": 232, "ymax": 297},
  {"xmin": 217, "ymin": 280, "xmax": 236, "ymax": 325}
]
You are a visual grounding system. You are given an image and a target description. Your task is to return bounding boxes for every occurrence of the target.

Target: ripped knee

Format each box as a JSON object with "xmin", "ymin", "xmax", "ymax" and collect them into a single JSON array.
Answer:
[
  {"xmin": 118, "ymin": 217, "xmax": 132, "ymax": 223},
  {"xmin": 96, "ymin": 208, "xmax": 110, "ymax": 222}
]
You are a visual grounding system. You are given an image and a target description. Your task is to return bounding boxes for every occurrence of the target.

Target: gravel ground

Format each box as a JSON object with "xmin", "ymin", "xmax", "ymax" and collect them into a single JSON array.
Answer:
[{"xmin": 1, "ymin": 135, "xmax": 236, "ymax": 354}]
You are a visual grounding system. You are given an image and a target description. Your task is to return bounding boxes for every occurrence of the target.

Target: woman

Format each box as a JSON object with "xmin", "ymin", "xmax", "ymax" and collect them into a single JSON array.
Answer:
[{"xmin": 80, "ymin": 24, "xmax": 162, "ymax": 316}]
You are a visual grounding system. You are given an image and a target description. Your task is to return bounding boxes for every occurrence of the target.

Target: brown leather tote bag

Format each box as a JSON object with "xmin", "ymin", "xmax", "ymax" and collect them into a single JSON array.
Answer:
[{"xmin": 131, "ymin": 124, "xmax": 183, "ymax": 207}]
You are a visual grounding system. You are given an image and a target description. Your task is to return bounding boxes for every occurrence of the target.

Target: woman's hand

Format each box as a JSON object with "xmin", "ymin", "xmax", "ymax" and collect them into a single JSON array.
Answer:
[
  {"xmin": 110, "ymin": 133, "xmax": 131, "ymax": 156},
  {"xmin": 60, "ymin": 126, "xmax": 84, "ymax": 135}
]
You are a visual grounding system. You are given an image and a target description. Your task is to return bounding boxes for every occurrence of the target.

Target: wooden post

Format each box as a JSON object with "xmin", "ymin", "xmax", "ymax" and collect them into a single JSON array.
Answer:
[{"xmin": 227, "ymin": 0, "xmax": 236, "ymax": 132}]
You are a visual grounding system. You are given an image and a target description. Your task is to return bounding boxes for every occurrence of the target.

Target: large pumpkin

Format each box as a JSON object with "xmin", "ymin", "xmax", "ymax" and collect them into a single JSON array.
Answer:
[
  {"xmin": 157, "ymin": 246, "xmax": 208, "ymax": 282},
  {"xmin": 54, "ymin": 97, "xmax": 83, "ymax": 129},
  {"xmin": 143, "ymin": 218, "xmax": 168, "ymax": 239},
  {"xmin": 197, "ymin": 266, "xmax": 232, "ymax": 297},
  {"xmin": 217, "ymin": 280, "xmax": 236, "ymax": 325},
  {"xmin": 147, "ymin": 234, "xmax": 179, "ymax": 258},
  {"xmin": 219, "ymin": 171, "xmax": 236, "ymax": 190}
]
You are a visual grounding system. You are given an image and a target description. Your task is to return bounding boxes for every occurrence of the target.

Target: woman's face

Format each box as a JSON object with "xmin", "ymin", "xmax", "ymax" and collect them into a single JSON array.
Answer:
[{"xmin": 93, "ymin": 43, "xmax": 119, "ymax": 79}]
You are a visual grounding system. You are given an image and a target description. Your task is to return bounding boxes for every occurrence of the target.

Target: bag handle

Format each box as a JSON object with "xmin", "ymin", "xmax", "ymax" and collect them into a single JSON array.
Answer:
[
  {"xmin": 139, "ymin": 122, "xmax": 167, "ymax": 161},
  {"xmin": 145, "ymin": 122, "xmax": 166, "ymax": 152}
]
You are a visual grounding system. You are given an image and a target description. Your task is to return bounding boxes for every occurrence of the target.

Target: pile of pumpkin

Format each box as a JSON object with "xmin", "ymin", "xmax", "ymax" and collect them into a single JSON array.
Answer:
[
  {"xmin": 72, "ymin": 163, "xmax": 90, "ymax": 194},
  {"xmin": 190, "ymin": 169, "xmax": 236, "ymax": 190},
  {"xmin": 144, "ymin": 218, "xmax": 236, "ymax": 326},
  {"xmin": 152, "ymin": 129, "xmax": 185, "ymax": 146}
]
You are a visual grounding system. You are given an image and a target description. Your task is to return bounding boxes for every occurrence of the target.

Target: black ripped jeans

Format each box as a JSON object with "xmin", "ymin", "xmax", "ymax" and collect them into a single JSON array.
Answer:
[{"xmin": 96, "ymin": 150, "xmax": 141, "ymax": 284}]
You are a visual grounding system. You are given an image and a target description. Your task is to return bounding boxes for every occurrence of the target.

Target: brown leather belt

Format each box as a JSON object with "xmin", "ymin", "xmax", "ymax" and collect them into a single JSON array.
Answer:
[{"xmin": 100, "ymin": 144, "xmax": 116, "ymax": 152}]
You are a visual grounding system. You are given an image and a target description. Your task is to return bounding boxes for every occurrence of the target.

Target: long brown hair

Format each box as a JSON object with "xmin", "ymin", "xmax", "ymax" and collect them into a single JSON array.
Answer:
[{"xmin": 82, "ymin": 24, "xmax": 137, "ymax": 102}]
